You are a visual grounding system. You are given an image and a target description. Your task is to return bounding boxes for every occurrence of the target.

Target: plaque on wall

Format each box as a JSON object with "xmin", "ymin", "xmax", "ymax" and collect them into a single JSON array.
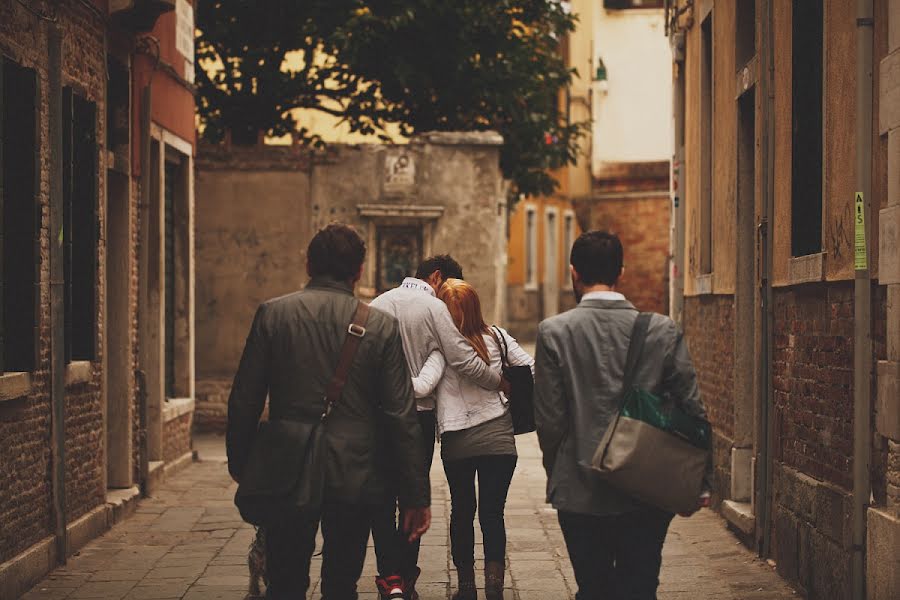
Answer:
[
  {"xmin": 383, "ymin": 151, "xmax": 416, "ymax": 194},
  {"xmin": 377, "ymin": 226, "xmax": 422, "ymax": 291}
]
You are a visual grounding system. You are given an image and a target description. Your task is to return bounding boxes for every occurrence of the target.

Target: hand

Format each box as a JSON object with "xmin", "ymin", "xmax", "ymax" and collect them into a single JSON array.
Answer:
[
  {"xmin": 401, "ymin": 506, "xmax": 432, "ymax": 542},
  {"xmin": 498, "ymin": 377, "xmax": 512, "ymax": 396}
]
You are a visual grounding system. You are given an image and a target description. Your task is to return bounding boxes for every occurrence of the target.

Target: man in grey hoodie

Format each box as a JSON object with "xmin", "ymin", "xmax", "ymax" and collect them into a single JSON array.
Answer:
[{"xmin": 370, "ymin": 255, "xmax": 506, "ymax": 598}]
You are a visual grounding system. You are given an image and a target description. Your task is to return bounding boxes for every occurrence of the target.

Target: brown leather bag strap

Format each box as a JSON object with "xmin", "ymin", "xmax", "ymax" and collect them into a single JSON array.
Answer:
[{"xmin": 321, "ymin": 301, "xmax": 371, "ymax": 421}]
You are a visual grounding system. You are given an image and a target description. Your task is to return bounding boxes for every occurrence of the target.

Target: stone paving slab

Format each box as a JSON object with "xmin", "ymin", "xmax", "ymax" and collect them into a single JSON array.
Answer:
[{"xmin": 21, "ymin": 433, "xmax": 800, "ymax": 599}]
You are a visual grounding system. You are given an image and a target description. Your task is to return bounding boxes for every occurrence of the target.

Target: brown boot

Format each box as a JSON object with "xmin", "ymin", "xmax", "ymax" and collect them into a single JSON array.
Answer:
[
  {"xmin": 452, "ymin": 564, "xmax": 477, "ymax": 600},
  {"xmin": 484, "ymin": 561, "xmax": 505, "ymax": 600}
]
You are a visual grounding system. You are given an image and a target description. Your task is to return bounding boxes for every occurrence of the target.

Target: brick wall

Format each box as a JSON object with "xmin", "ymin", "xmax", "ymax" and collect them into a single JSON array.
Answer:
[
  {"xmin": 64, "ymin": 376, "xmax": 104, "ymax": 522},
  {"xmin": 578, "ymin": 195, "xmax": 671, "ymax": 314},
  {"xmin": 770, "ymin": 282, "xmax": 887, "ymax": 598},
  {"xmin": 0, "ymin": 0, "xmax": 107, "ymax": 562},
  {"xmin": 163, "ymin": 413, "xmax": 193, "ymax": 463},
  {"xmin": 0, "ymin": 381, "xmax": 52, "ymax": 563},
  {"xmin": 683, "ymin": 295, "xmax": 735, "ymax": 503},
  {"xmin": 773, "ymin": 283, "xmax": 854, "ymax": 489}
]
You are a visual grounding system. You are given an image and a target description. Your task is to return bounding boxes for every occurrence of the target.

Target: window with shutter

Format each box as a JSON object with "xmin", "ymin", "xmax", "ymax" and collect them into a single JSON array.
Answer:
[
  {"xmin": 63, "ymin": 88, "xmax": 98, "ymax": 363},
  {"xmin": 1, "ymin": 58, "xmax": 39, "ymax": 374}
]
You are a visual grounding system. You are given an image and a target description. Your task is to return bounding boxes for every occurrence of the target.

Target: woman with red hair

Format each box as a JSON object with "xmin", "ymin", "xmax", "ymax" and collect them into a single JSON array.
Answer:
[{"xmin": 414, "ymin": 278, "xmax": 534, "ymax": 600}]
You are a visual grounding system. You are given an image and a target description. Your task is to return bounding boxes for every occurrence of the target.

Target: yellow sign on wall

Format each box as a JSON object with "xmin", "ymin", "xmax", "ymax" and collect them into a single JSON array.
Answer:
[{"xmin": 855, "ymin": 192, "xmax": 867, "ymax": 271}]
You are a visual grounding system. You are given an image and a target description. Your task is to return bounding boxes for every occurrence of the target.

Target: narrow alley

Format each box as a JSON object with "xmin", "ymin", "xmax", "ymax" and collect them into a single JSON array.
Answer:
[{"xmin": 20, "ymin": 434, "xmax": 797, "ymax": 600}]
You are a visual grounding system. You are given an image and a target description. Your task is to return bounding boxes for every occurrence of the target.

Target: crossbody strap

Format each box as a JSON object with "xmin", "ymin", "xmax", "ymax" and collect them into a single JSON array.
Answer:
[
  {"xmin": 597, "ymin": 312, "xmax": 654, "ymax": 466},
  {"xmin": 621, "ymin": 312, "xmax": 652, "ymax": 397},
  {"xmin": 321, "ymin": 301, "xmax": 371, "ymax": 421}
]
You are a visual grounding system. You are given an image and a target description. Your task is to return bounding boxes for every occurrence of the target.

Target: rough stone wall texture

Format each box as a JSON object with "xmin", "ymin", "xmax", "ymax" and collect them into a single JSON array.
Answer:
[
  {"xmin": 773, "ymin": 283, "xmax": 855, "ymax": 490},
  {"xmin": 888, "ymin": 441, "xmax": 900, "ymax": 510},
  {"xmin": 0, "ymin": 0, "xmax": 107, "ymax": 563},
  {"xmin": 683, "ymin": 295, "xmax": 735, "ymax": 504},
  {"xmin": 195, "ymin": 135, "xmax": 507, "ymax": 431},
  {"xmin": 773, "ymin": 463, "xmax": 853, "ymax": 600},
  {"xmin": 163, "ymin": 413, "xmax": 193, "ymax": 464},
  {"xmin": 576, "ymin": 194, "xmax": 670, "ymax": 314}
]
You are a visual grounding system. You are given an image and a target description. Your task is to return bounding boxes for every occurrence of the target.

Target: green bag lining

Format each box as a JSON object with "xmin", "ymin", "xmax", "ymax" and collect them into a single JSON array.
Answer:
[{"xmin": 621, "ymin": 388, "xmax": 712, "ymax": 451}]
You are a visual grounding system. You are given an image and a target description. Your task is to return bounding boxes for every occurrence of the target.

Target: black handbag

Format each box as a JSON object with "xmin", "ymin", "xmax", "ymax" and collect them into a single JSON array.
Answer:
[
  {"xmin": 234, "ymin": 302, "xmax": 370, "ymax": 527},
  {"xmin": 490, "ymin": 326, "xmax": 536, "ymax": 435}
]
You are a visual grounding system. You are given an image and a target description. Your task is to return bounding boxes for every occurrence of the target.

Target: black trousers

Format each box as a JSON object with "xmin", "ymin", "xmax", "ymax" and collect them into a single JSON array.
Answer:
[
  {"xmin": 265, "ymin": 502, "xmax": 377, "ymax": 600},
  {"xmin": 557, "ymin": 508, "xmax": 674, "ymax": 600},
  {"xmin": 443, "ymin": 454, "xmax": 517, "ymax": 567},
  {"xmin": 371, "ymin": 410, "xmax": 436, "ymax": 578}
]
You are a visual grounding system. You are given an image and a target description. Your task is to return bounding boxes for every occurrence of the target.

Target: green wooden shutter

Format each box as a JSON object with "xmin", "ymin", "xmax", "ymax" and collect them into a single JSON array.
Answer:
[
  {"xmin": 72, "ymin": 94, "xmax": 97, "ymax": 361},
  {"xmin": 3, "ymin": 59, "xmax": 37, "ymax": 373},
  {"xmin": 164, "ymin": 160, "xmax": 176, "ymax": 398}
]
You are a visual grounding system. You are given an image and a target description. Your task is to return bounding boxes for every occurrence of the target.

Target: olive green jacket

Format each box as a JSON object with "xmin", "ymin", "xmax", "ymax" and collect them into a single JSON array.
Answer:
[{"xmin": 226, "ymin": 277, "xmax": 430, "ymax": 508}]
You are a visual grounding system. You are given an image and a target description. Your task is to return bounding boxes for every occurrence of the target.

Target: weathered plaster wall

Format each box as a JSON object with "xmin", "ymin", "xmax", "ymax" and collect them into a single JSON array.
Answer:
[{"xmin": 195, "ymin": 133, "xmax": 507, "ymax": 430}]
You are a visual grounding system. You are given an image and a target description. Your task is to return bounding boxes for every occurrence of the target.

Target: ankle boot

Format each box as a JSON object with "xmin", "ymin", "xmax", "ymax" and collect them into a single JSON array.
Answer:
[
  {"xmin": 484, "ymin": 561, "xmax": 505, "ymax": 600},
  {"xmin": 452, "ymin": 565, "xmax": 477, "ymax": 600}
]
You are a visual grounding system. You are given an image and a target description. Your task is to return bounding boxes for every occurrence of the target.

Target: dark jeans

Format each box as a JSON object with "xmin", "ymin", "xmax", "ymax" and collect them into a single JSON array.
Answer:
[
  {"xmin": 372, "ymin": 410, "xmax": 436, "ymax": 578},
  {"xmin": 557, "ymin": 508, "xmax": 674, "ymax": 600},
  {"xmin": 265, "ymin": 502, "xmax": 377, "ymax": 600},
  {"xmin": 443, "ymin": 454, "xmax": 517, "ymax": 567}
]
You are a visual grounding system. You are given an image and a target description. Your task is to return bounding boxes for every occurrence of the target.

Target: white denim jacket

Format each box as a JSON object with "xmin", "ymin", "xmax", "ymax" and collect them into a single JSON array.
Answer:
[{"xmin": 413, "ymin": 326, "xmax": 534, "ymax": 435}]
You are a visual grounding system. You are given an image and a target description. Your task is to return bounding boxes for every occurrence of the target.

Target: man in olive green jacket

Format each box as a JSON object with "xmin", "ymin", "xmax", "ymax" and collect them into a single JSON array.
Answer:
[{"xmin": 227, "ymin": 224, "xmax": 430, "ymax": 599}]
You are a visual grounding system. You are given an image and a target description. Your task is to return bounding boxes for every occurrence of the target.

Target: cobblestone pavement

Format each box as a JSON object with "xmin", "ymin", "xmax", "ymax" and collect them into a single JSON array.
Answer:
[{"xmin": 22, "ymin": 434, "xmax": 799, "ymax": 600}]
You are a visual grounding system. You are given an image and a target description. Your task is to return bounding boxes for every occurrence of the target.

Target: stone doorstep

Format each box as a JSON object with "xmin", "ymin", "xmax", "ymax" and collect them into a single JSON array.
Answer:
[
  {"xmin": 722, "ymin": 499, "xmax": 756, "ymax": 536},
  {"xmin": 0, "ymin": 486, "xmax": 140, "ymax": 599}
]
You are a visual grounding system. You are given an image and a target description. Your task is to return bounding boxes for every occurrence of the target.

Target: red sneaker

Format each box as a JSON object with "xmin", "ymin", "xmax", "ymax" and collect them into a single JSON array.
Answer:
[{"xmin": 375, "ymin": 574, "xmax": 406, "ymax": 599}]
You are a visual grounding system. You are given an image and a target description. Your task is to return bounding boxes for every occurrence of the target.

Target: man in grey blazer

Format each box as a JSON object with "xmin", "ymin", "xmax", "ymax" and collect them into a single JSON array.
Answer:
[
  {"xmin": 227, "ymin": 224, "xmax": 431, "ymax": 599},
  {"xmin": 534, "ymin": 231, "xmax": 709, "ymax": 600}
]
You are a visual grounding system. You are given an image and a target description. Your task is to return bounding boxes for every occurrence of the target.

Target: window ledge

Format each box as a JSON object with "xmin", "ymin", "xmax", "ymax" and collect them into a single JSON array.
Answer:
[
  {"xmin": 788, "ymin": 252, "xmax": 825, "ymax": 285},
  {"xmin": 66, "ymin": 361, "xmax": 93, "ymax": 386},
  {"xmin": 693, "ymin": 273, "xmax": 714, "ymax": 295},
  {"xmin": 0, "ymin": 372, "xmax": 32, "ymax": 403},
  {"xmin": 163, "ymin": 397, "xmax": 195, "ymax": 422},
  {"xmin": 524, "ymin": 282, "xmax": 539, "ymax": 292}
]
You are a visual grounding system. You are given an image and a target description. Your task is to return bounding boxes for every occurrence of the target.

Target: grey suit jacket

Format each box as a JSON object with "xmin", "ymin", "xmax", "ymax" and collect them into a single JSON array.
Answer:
[
  {"xmin": 226, "ymin": 277, "xmax": 430, "ymax": 509},
  {"xmin": 533, "ymin": 298, "xmax": 708, "ymax": 516}
]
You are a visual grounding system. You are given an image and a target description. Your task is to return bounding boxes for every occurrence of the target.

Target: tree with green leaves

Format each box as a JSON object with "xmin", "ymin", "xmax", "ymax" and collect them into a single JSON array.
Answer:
[{"xmin": 197, "ymin": 0, "xmax": 586, "ymax": 197}]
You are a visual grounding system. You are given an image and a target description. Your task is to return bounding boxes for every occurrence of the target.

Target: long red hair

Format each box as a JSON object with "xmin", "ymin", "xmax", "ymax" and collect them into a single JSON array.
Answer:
[{"xmin": 438, "ymin": 278, "xmax": 491, "ymax": 362}]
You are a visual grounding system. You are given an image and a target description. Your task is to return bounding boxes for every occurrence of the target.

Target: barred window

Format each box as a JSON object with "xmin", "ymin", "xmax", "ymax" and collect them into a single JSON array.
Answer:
[
  {"xmin": 63, "ymin": 88, "xmax": 98, "ymax": 363},
  {"xmin": 0, "ymin": 58, "xmax": 39, "ymax": 374}
]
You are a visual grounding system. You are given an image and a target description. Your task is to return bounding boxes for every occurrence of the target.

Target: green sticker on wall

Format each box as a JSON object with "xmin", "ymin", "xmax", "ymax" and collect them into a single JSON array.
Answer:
[{"xmin": 854, "ymin": 192, "xmax": 867, "ymax": 271}]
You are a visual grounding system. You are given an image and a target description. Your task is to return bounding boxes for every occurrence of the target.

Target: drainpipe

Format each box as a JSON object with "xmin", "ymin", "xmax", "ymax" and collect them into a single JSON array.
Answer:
[
  {"xmin": 852, "ymin": 0, "xmax": 874, "ymax": 598},
  {"xmin": 756, "ymin": 0, "xmax": 776, "ymax": 559},
  {"xmin": 669, "ymin": 30, "xmax": 686, "ymax": 325},
  {"xmin": 48, "ymin": 24, "xmax": 68, "ymax": 564}
]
